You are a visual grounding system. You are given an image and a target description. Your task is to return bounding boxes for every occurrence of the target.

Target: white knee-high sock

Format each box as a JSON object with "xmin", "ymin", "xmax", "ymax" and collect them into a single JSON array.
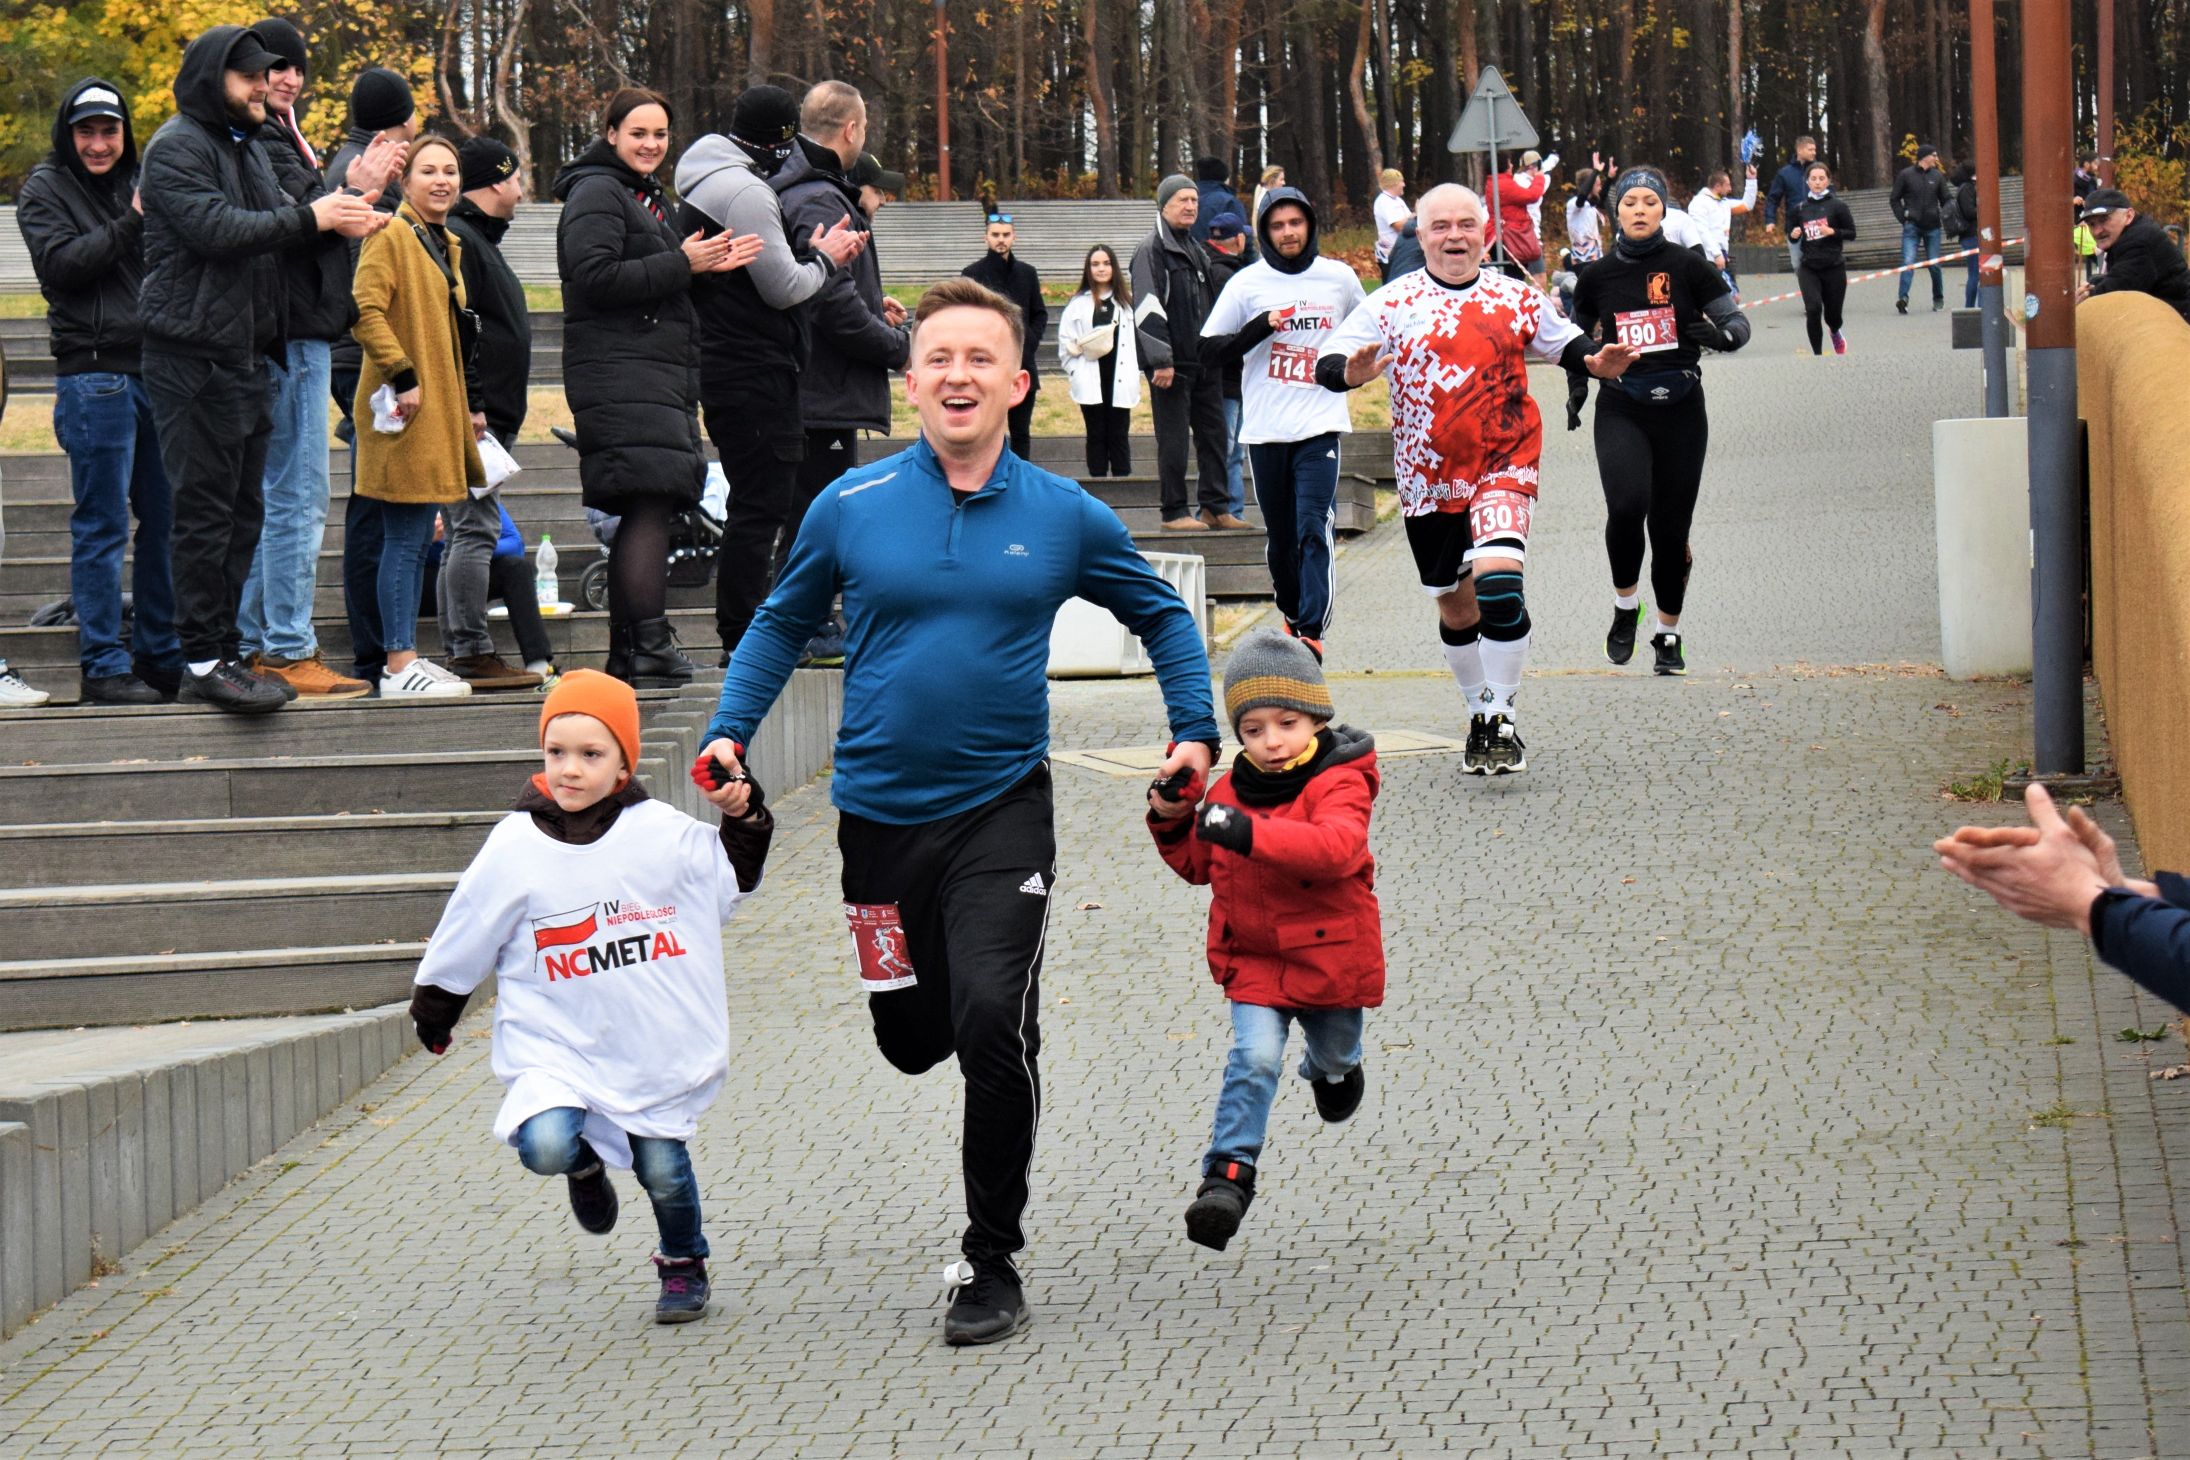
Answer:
[
  {"xmin": 1479, "ymin": 629, "xmax": 1532, "ymax": 721},
  {"xmin": 1441, "ymin": 636, "xmax": 1487, "ymax": 714}
]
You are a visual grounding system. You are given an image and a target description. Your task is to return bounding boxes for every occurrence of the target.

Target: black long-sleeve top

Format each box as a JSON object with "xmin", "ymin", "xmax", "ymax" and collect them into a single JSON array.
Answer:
[{"xmin": 2091, "ymin": 872, "xmax": 2190, "ymax": 1010}]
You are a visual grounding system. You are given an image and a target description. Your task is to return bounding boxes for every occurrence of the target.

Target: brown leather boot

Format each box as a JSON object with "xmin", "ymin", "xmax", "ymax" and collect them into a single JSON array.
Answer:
[{"xmin": 445, "ymin": 653, "xmax": 545, "ymax": 692}]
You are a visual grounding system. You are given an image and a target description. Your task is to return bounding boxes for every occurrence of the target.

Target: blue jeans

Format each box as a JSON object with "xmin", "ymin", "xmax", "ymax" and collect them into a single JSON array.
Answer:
[
  {"xmin": 52, "ymin": 373, "xmax": 181, "ymax": 679},
  {"xmin": 239, "ymin": 339, "xmax": 332, "ymax": 660},
  {"xmin": 1222, "ymin": 397, "xmax": 1247, "ymax": 517},
  {"xmin": 1207, "ymin": 1001, "xmax": 1365, "ymax": 1172},
  {"xmin": 1247, "ymin": 433, "xmax": 1341, "ymax": 639},
  {"xmin": 358, "ymin": 499, "xmax": 437, "ymax": 656},
  {"xmin": 1899, "ymin": 223, "xmax": 1944, "ymax": 302},
  {"xmin": 515, "ymin": 1108, "xmax": 708, "ymax": 1259}
]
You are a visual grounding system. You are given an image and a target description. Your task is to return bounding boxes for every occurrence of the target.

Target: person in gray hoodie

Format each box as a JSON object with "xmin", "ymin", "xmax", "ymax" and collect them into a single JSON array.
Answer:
[{"xmin": 673, "ymin": 84, "xmax": 867, "ymax": 664}]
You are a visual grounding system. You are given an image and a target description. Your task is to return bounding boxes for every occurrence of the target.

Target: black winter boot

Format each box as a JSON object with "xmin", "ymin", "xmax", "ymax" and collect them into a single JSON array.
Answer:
[
  {"xmin": 626, "ymin": 616, "xmax": 697, "ymax": 688},
  {"xmin": 1185, "ymin": 1161, "xmax": 1257, "ymax": 1251},
  {"xmin": 603, "ymin": 622, "xmax": 634, "ymax": 685}
]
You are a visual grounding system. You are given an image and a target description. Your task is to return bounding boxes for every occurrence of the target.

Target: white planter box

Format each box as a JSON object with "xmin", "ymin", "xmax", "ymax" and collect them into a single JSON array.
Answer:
[{"xmin": 1048, "ymin": 552, "xmax": 1208, "ymax": 678}]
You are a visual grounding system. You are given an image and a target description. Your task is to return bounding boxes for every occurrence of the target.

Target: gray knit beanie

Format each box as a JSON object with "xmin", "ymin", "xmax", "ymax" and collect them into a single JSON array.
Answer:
[
  {"xmin": 1156, "ymin": 173, "xmax": 1195, "ymax": 211},
  {"xmin": 1223, "ymin": 632, "xmax": 1334, "ymax": 728}
]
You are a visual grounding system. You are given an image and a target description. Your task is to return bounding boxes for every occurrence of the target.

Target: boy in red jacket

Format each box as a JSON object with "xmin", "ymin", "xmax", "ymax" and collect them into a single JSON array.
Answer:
[{"xmin": 1149, "ymin": 632, "xmax": 1383, "ymax": 1251}]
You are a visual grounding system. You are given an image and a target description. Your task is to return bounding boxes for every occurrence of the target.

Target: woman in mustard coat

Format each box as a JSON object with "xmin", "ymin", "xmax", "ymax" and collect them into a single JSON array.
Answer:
[{"xmin": 349, "ymin": 135, "xmax": 485, "ymax": 698}]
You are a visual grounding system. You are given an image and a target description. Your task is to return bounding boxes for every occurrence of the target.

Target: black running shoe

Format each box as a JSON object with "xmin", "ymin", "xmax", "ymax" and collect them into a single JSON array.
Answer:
[
  {"xmin": 1481, "ymin": 714, "xmax": 1527, "ymax": 775},
  {"xmin": 653, "ymin": 1256, "xmax": 709, "ymax": 1323},
  {"xmin": 1185, "ymin": 1162, "xmax": 1257, "ymax": 1252},
  {"xmin": 566, "ymin": 1158, "xmax": 618, "ymax": 1234},
  {"xmin": 1312, "ymin": 1065, "xmax": 1366, "ymax": 1123},
  {"xmin": 1605, "ymin": 603, "xmax": 1644, "ymax": 665},
  {"xmin": 942, "ymin": 1258, "xmax": 1029, "ymax": 1345},
  {"xmin": 1652, "ymin": 632, "xmax": 1687, "ymax": 677},
  {"xmin": 1461, "ymin": 713, "xmax": 1493, "ymax": 775},
  {"xmin": 1896, "ymin": 296, "xmax": 1909, "ymax": 315},
  {"xmin": 179, "ymin": 660, "xmax": 287, "ymax": 715}
]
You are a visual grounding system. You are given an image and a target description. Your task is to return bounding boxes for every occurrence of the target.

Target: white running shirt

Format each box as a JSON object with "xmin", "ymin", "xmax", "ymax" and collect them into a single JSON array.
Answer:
[
  {"xmin": 1685, "ymin": 175, "xmax": 1757, "ymax": 259},
  {"xmin": 1373, "ymin": 191, "xmax": 1410, "ymax": 261},
  {"xmin": 414, "ymin": 797, "xmax": 754, "ymax": 1167},
  {"xmin": 1202, "ymin": 255, "xmax": 1368, "ymax": 445}
]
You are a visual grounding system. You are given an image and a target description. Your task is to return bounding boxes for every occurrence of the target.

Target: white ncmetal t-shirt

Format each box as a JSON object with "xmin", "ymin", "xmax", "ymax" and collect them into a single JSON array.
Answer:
[
  {"xmin": 1201, "ymin": 255, "xmax": 1368, "ymax": 446},
  {"xmin": 414, "ymin": 797, "xmax": 753, "ymax": 1167}
]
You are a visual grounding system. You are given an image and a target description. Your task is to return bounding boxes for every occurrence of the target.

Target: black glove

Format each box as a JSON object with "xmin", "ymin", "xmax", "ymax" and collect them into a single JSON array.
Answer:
[
  {"xmin": 410, "ymin": 983, "xmax": 471, "ymax": 1055},
  {"xmin": 1564, "ymin": 369, "xmax": 1590, "ymax": 430},
  {"xmin": 1196, "ymin": 801, "xmax": 1254, "ymax": 856}
]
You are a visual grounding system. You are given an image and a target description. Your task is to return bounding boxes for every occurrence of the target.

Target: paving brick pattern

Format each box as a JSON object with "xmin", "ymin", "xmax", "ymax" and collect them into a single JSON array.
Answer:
[{"xmin": 4, "ymin": 279, "xmax": 2185, "ymax": 1458}]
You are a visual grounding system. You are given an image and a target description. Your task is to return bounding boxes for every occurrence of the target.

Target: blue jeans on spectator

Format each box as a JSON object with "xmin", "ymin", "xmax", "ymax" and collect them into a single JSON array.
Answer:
[
  {"xmin": 515, "ymin": 1107, "xmax": 708, "ymax": 1259},
  {"xmin": 1899, "ymin": 223, "xmax": 1945, "ymax": 302},
  {"xmin": 52, "ymin": 372, "xmax": 182, "ymax": 680},
  {"xmin": 359, "ymin": 499, "xmax": 438, "ymax": 657},
  {"xmin": 239, "ymin": 339, "xmax": 332, "ymax": 661},
  {"xmin": 1222, "ymin": 397, "xmax": 1247, "ymax": 518},
  {"xmin": 1961, "ymin": 233, "xmax": 1981, "ymax": 308},
  {"xmin": 1206, "ymin": 1001, "xmax": 1365, "ymax": 1172}
]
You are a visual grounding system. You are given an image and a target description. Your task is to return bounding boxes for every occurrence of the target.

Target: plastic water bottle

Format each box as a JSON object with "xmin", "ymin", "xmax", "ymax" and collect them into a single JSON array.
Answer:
[{"xmin": 534, "ymin": 535, "xmax": 559, "ymax": 608}]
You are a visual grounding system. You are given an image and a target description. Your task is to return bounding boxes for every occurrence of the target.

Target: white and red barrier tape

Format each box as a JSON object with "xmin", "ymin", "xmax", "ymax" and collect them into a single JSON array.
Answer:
[{"xmin": 1740, "ymin": 238, "xmax": 2027, "ymax": 309}]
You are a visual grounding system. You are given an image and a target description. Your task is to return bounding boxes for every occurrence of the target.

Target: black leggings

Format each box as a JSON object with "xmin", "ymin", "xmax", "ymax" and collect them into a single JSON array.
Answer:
[
  {"xmin": 1595, "ymin": 385, "xmax": 1709, "ymax": 618},
  {"xmin": 607, "ymin": 497, "xmax": 673, "ymax": 625},
  {"xmin": 1798, "ymin": 264, "xmax": 1848, "ymax": 354}
]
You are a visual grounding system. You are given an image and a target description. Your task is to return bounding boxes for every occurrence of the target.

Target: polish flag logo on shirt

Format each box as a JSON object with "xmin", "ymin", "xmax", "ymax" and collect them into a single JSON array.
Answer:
[{"xmin": 532, "ymin": 904, "xmax": 600, "ymax": 951}]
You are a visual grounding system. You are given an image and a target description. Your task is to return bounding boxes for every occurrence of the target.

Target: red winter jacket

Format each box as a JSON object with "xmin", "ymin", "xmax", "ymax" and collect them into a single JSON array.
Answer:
[
  {"xmin": 1495, "ymin": 169, "xmax": 1548, "ymax": 263},
  {"xmin": 1151, "ymin": 726, "xmax": 1384, "ymax": 1009}
]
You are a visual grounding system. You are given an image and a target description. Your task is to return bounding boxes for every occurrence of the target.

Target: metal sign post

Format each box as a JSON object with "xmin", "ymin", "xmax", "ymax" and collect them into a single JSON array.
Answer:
[{"xmin": 1448, "ymin": 67, "xmax": 1539, "ymax": 273}]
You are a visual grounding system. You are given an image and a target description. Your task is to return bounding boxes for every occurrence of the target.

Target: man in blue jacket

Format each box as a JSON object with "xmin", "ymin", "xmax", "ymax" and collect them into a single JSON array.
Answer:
[
  {"xmin": 1762, "ymin": 135, "xmax": 1818, "ymax": 272},
  {"xmin": 702, "ymin": 278, "xmax": 1218, "ymax": 1348}
]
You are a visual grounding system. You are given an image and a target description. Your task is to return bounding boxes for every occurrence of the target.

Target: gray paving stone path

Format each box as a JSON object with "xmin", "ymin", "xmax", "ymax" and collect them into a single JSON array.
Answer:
[{"xmin": 4, "ymin": 276, "xmax": 2186, "ymax": 1458}]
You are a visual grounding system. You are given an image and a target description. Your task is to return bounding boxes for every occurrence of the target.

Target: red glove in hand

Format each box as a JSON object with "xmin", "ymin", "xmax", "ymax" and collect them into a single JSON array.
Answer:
[
  {"xmin": 690, "ymin": 750, "xmax": 750, "ymax": 793},
  {"xmin": 1149, "ymin": 766, "xmax": 1206, "ymax": 807}
]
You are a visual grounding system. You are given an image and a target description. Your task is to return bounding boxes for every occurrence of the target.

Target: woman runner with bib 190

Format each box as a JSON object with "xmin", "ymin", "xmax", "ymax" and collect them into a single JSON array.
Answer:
[{"xmin": 1570, "ymin": 166, "xmax": 1751, "ymax": 678}]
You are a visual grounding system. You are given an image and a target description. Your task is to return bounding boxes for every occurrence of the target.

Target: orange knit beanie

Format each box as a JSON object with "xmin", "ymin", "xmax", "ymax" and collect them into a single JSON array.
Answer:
[{"xmin": 539, "ymin": 670, "xmax": 641, "ymax": 777}]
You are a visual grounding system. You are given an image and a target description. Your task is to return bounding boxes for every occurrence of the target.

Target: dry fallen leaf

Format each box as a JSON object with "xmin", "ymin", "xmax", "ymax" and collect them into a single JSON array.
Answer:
[{"xmin": 1075, "ymin": 900, "xmax": 1103, "ymax": 911}]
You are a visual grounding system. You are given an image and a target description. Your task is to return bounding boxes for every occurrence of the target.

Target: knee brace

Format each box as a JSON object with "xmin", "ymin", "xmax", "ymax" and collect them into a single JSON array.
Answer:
[
  {"xmin": 1474, "ymin": 571, "xmax": 1532, "ymax": 642},
  {"xmin": 1438, "ymin": 621, "xmax": 1480, "ymax": 647}
]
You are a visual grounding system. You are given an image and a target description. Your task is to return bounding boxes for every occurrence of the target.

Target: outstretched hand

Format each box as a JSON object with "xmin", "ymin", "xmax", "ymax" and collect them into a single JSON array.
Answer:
[
  {"xmin": 1585, "ymin": 342, "xmax": 1641, "ymax": 379},
  {"xmin": 1341, "ymin": 339, "xmax": 1394, "ymax": 387},
  {"xmin": 1935, "ymin": 784, "xmax": 2115, "ymax": 933}
]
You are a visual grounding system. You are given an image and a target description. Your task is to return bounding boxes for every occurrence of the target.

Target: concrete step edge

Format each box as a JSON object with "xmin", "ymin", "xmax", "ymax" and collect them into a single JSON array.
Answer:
[
  {"xmin": 0, "ymin": 810, "xmax": 505, "ymax": 839},
  {"xmin": 0, "ymin": 872, "xmax": 459, "ymax": 910},
  {"xmin": 0, "ymin": 942, "xmax": 429, "ymax": 981}
]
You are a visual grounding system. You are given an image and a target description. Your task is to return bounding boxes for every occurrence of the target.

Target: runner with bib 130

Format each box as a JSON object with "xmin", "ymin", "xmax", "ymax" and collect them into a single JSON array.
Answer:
[
  {"xmin": 1316, "ymin": 184, "xmax": 1638, "ymax": 775},
  {"xmin": 1570, "ymin": 166, "xmax": 1751, "ymax": 678}
]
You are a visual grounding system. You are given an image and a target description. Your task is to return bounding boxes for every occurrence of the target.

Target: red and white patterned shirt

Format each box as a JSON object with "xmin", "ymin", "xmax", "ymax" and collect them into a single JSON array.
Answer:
[{"xmin": 1321, "ymin": 268, "xmax": 1581, "ymax": 516}]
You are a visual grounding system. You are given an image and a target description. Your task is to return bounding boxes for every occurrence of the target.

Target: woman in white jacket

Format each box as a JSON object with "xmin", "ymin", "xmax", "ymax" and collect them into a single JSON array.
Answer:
[{"xmin": 1057, "ymin": 244, "xmax": 1141, "ymax": 477}]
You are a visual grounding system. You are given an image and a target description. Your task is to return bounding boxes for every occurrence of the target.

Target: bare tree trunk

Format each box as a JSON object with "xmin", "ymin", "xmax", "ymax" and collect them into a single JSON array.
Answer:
[
  {"xmin": 492, "ymin": 0, "xmax": 534, "ymax": 191},
  {"xmin": 1862, "ymin": 0, "xmax": 1891, "ymax": 185},
  {"xmin": 1217, "ymin": 0, "xmax": 1246, "ymax": 167},
  {"xmin": 1457, "ymin": 0, "xmax": 1480, "ymax": 102},
  {"xmin": 1615, "ymin": 0, "xmax": 1637, "ymax": 158},
  {"xmin": 1085, "ymin": 0, "xmax": 1118, "ymax": 192},
  {"xmin": 438, "ymin": 0, "xmax": 481, "ymax": 133},
  {"xmin": 1727, "ymin": 0, "xmax": 1744, "ymax": 160},
  {"xmin": 1012, "ymin": 0, "xmax": 1027, "ymax": 185},
  {"xmin": 749, "ymin": 0, "xmax": 776, "ymax": 87},
  {"xmin": 1371, "ymin": 0, "xmax": 1398, "ymax": 166},
  {"xmin": 1346, "ymin": 0, "xmax": 1385, "ymax": 179}
]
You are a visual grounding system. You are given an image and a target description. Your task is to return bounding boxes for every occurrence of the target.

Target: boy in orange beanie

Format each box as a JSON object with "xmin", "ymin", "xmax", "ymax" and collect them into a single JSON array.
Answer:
[{"xmin": 409, "ymin": 669, "xmax": 774, "ymax": 1322}]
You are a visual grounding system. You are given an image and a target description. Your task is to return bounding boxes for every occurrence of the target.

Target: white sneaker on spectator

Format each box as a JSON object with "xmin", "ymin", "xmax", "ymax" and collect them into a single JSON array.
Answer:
[
  {"xmin": 0, "ymin": 661, "xmax": 52, "ymax": 708},
  {"xmin": 380, "ymin": 658, "xmax": 473, "ymax": 699}
]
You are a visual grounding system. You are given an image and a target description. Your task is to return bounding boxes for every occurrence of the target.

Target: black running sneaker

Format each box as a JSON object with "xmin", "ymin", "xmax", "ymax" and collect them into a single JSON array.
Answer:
[
  {"xmin": 179, "ymin": 660, "xmax": 287, "ymax": 715},
  {"xmin": 942, "ymin": 1258, "xmax": 1029, "ymax": 1345},
  {"xmin": 1185, "ymin": 1162, "xmax": 1257, "ymax": 1252},
  {"xmin": 1605, "ymin": 603, "xmax": 1644, "ymax": 665},
  {"xmin": 1481, "ymin": 714, "xmax": 1527, "ymax": 775},
  {"xmin": 1312, "ymin": 1065, "xmax": 1366, "ymax": 1124},
  {"xmin": 566, "ymin": 1157, "xmax": 618, "ymax": 1234},
  {"xmin": 1652, "ymin": 632, "xmax": 1687, "ymax": 677},
  {"xmin": 1461, "ymin": 713, "xmax": 1493, "ymax": 775},
  {"xmin": 653, "ymin": 1255, "xmax": 709, "ymax": 1323}
]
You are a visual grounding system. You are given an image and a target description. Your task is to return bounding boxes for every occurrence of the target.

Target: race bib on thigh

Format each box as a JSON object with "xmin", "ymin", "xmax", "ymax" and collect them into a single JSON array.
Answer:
[
  {"xmin": 1466, "ymin": 488, "xmax": 1534, "ymax": 553},
  {"xmin": 845, "ymin": 902, "xmax": 918, "ymax": 992}
]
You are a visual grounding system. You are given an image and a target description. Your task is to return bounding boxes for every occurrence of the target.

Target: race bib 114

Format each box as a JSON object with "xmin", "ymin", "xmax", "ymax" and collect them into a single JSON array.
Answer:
[{"xmin": 1266, "ymin": 340, "xmax": 1318, "ymax": 387}]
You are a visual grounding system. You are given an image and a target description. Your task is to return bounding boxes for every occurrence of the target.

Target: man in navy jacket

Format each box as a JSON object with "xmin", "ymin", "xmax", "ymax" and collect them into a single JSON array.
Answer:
[{"xmin": 701, "ymin": 279, "xmax": 1217, "ymax": 1349}]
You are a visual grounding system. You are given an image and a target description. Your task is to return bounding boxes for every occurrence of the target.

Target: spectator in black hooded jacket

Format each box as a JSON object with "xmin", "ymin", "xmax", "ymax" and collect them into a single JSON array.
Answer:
[
  {"xmin": 238, "ymin": 18, "xmax": 387, "ymax": 701},
  {"xmin": 962, "ymin": 212, "xmax": 1045, "ymax": 459},
  {"xmin": 322, "ymin": 66, "xmax": 417, "ymax": 441},
  {"xmin": 16, "ymin": 78, "xmax": 184, "ymax": 706},
  {"xmin": 138, "ymin": 25, "xmax": 386, "ymax": 714}
]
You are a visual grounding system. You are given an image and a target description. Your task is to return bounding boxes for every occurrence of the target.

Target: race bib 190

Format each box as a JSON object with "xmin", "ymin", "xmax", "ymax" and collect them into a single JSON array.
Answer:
[
  {"xmin": 1613, "ymin": 307, "xmax": 1680, "ymax": 353},
  {"xmin": 1266, "ymin": 340, "xmax": 1318, "ymax": 387},
  {"xmin": 844, "ymin": 902, "xmax": 917, "ymax": 992}
]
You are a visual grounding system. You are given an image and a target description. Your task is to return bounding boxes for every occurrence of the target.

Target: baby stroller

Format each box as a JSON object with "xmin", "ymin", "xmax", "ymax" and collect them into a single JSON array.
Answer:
[{"xmin": 550, "ymin": 426, "xmax": 726, "ymax": 612}]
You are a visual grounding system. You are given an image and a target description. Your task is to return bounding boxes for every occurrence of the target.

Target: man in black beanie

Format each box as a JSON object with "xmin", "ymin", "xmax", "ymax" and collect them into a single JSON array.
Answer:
[
  {"xmin": 674, "ymin": 83, "xmax": 867, "ymax": 666},
  {"xmin": 436, "ymin": 136, "xmax": 544, "ymax": 691},
  {"xmin": 322, "ymin": 64, "xmax": 417, "ymax": 682},
  {"xmin": 138, "ymin": 24, "xmax": 386, "ymax": 712},
  {"xmin": 237, "ymin": 18, "xmax": 392, "ymax": 700}
]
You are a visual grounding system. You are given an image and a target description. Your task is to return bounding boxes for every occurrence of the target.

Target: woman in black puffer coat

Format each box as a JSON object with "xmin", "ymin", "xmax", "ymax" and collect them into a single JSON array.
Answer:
[{"xmin": 553, "ymin": 87, "xmax": 758, "ymax": 686}]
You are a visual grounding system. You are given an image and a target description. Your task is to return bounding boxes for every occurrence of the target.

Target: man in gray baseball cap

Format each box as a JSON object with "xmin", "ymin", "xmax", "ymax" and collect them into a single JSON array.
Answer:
[{"xmin": 2077, "ymin": 187, "xmax": 2190, "ymax": 325}]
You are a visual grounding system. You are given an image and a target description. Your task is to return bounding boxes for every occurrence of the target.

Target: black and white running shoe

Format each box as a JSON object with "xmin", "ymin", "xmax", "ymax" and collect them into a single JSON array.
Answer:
[
  {"xmin": 1461, "ymin": 713, "xmax": 1493, "ymax": 775},
  {"xmin": 1652, "ymin": 632, "xmax": 1687, "ymax": 677},
  {"xmin": 1481, "ymin": 714, "xmax": 1527, "ymax": 775},
  {"xmin": 1605, "ymin": 603, "xmax": 1644, "ymax": 665}
]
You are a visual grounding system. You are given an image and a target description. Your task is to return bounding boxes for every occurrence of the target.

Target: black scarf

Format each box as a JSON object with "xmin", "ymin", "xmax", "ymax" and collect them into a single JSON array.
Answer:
[
  {"xmin": 1615, "ymin": 229, "xmax": 1667, "ymax": 261},
  {"xmin": 513, "ymin": 776, "xmax": 651, "ymax": 845},
  {"xmin": 1227, "ymin": 729, "xmax": 1337, "ymax": 808}
]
